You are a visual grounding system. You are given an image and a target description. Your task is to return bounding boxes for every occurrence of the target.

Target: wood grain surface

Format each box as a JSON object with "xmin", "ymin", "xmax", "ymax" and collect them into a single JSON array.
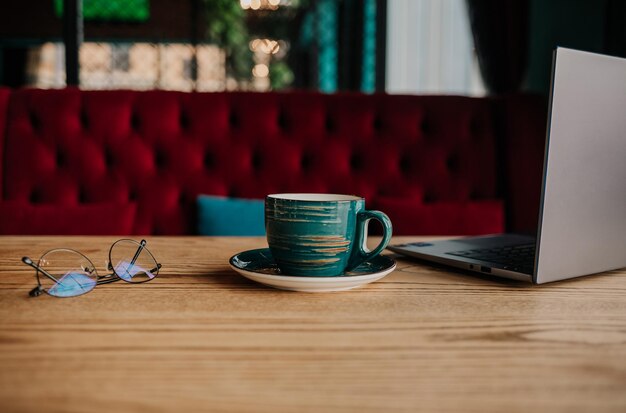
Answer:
[{"xmin": 0, "ymin": 236, "xmax": 625, "ymax": 413}]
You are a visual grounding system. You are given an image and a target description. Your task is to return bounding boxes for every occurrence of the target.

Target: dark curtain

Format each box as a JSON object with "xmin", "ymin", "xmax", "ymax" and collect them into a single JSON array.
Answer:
[
  {"xmin": 605, "ymin": 0, "xmax": 626, "ymax": 58},
  {"xmin": 466, "ymin": 0, "xmax": 529, "ymax": 94}
]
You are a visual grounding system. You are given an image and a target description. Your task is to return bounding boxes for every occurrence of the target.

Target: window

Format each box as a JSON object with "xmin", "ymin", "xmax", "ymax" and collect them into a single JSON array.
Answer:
[{"xmin": 386, "ymin": 0, "xmax": 485, "ymax": 95}]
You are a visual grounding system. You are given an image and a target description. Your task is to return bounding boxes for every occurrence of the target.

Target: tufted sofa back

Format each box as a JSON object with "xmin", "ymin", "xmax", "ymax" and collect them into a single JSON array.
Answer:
[{"xmin": 0, "ymin": 88, "xmax": 546, "ymax": 235}]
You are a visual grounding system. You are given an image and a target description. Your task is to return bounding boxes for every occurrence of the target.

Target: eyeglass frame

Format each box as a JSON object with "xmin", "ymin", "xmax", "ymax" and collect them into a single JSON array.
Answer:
[{"xmin": 22, "ymin": 238, "xmax": 162, "ymax": 298}]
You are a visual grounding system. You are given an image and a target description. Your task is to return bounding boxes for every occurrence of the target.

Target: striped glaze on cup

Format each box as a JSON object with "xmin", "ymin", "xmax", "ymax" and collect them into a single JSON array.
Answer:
[{"xmin": 265, "ymin": 194, "xmax": 392, "ymax": 277}]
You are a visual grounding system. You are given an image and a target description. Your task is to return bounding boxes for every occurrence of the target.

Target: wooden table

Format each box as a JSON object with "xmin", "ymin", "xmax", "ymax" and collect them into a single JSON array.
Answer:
[{"xmin": 0, "ymin": 236, "xmax": 625, "ymax": 413}]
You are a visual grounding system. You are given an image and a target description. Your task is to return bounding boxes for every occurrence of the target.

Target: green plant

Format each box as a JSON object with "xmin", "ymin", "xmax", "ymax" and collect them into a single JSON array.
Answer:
[
  {"xmin": 203, "ymin": 0, "xmax": 252, "ymax": 81},
  {"xmin": 269, "ymin": 60, "xmax": 294, "ymax": 89}
]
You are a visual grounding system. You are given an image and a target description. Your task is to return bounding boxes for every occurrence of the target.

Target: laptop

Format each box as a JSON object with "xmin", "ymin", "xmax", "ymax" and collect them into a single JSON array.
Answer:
[{"xmin": 388, "ymin": 47, "xmax": 626, "ymax": 284}]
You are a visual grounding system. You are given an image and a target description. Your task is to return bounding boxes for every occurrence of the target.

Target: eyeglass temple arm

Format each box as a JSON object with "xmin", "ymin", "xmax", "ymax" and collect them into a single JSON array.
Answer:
[
  {"xmin": 123, "ymin": 239, "xmax": 161, "ymax": 277},
  {"xmin": 130, "ymin": 239, "xmax": 147, "ymax": 266},
  {"xmin": 22, "ymin": 256, "xmax": 60, "ymax": 297}
]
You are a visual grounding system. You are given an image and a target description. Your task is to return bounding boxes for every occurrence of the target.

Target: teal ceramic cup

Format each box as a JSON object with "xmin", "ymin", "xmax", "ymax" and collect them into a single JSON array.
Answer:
[{"xmin": 265, "ymin": 194, "xmax": 393, "ymax": 277}]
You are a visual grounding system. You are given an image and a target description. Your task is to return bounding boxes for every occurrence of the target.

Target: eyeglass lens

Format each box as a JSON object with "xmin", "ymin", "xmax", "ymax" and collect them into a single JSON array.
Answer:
[
  {"xmin": 37, "ymin": 249, "xmax": 98, "ymax": 297},
  {"xmin": 109, "ymin": 239, "xmax": 159, "ymax": 283}
]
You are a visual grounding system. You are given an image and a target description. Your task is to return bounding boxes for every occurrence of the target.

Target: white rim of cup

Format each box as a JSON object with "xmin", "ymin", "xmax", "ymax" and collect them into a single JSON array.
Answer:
[{"xmin": 266, "ymin": 193, "xmax": 363, "ymax": 202}]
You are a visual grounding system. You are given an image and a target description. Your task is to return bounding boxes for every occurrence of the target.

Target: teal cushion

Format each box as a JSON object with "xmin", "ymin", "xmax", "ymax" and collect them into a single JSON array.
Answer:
[{"xmin": 197, "ymin": 195, "xmax": 265, "ymax": 236}]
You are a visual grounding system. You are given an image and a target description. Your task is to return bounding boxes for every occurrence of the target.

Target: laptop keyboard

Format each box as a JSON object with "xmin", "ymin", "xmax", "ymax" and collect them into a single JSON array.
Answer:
[{"xmin": 446, "ymin": 244, "xmax": 535, "ymax": 274}]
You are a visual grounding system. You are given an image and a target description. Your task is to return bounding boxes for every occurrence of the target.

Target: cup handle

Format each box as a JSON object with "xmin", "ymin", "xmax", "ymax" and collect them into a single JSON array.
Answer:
[{"xmin": 347, "ymin": 210, "xmax": 393, "ymax": 271}]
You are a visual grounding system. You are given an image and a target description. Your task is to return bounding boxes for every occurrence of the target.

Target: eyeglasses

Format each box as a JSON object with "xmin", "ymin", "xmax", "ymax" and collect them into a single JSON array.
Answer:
[{"xmin": 22, "ymin": 239, "xmax": 162, "ymax": 298}]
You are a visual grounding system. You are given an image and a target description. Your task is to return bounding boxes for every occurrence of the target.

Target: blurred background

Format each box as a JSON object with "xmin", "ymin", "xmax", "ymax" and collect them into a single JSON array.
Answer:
[{"xmin": 0, "ymin": 0, "xmax": 625, "ymax": 96}]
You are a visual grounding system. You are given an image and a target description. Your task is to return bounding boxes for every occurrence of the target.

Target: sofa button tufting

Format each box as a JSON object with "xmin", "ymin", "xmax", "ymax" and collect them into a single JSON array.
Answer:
[
  {"xmin": 399, "ymin": 156, "xmax": 411, "ymax": 174},
  {"xmin": 373, "ymin": 116, "xmax": 382, "ymax": 132},
  {"xmin": 446, "ymin": 154, "xmax": 459, "ymax": 173},
  {"xmin": 29, "ymin": 190, "xmax": 40, "ymax": 204},
  {"xmin": 29, "ymin": 112, "xmax": 41, "ymax": 132},
  {"xmin": 229, "ymin": 112, "xmax": 239, "ymax": 128},
  {"xmin": 78, "ymin": 188, "xmax": 88, "ymax": 203},
  {"xmin": 421, "ymin": 119, "xmax": 432, "ymax": 135},
  {"xmin": 180, "ymin": 112, "xmax": 189, "ymax": 130},
  {"xmin": 300, "ymin": 153, "xmax": 313, "ymax": 171},
  {"xmin": 155, "ymin": 151, "xmax": 166, "ymax": 168},
  {"xmin": 80, "ymin": 111, "xmax": 89, "ymax": 129},
  {"xmin": 203, "ymin": 152, "xmax": 214, "ymax": 169},
  {"xmin": 251, "ymin": 151, "xmax": 262, "ymax": 170},
  {"xmin": 350, "ymin": 153, "xmax": 364, "ymax": 171},
  {"xmin": 131, "ymin": 113, "xmax": 140, "ymax": 130},
  {"xmin": 104, "ymin": 149, "xmax": 115, "ymax": 167},
  {"xmin": 423, "ymin": 191, "xmax": 436, "ymax": 203},
  {"xmin": 325, "ymin": 116, "xmax": 334, "ymax": 133},
  {"xmin": 56, "ymin": 151, "xmax": 66, "ymax": 167},
  {"xmin": 277, "ymin": 112, "xmax": 288, "ymax": 131},
  {"xmin": 470, "ymin": 117, "xmax": 482, "ymax": 136}
]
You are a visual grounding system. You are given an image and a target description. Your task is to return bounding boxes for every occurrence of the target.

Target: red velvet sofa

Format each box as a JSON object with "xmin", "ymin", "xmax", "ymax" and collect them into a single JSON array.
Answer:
[{"xmin": 0, "ymin": 88, "xmax": 546, "ymax": 235}]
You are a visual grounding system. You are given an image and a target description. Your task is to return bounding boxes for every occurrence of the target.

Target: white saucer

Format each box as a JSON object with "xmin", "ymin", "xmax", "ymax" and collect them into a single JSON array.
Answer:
[{"xmin": 229, "ymin": 248, "xmax": 396, "ymax": 292}]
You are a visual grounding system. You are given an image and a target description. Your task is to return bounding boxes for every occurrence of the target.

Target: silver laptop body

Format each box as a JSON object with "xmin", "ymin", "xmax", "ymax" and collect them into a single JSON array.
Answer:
[{"xmin": 388, "ymin": 48, "xmax": 626, "ymax": 284}]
